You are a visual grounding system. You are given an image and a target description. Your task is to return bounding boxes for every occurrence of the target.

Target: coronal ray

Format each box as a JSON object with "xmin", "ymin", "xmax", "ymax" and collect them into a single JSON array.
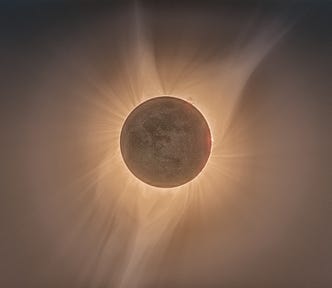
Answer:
[
  {"xmin": 30, "ymin": 4, "xmax": 292, "ymax": 287},
  {"xmin": 65, "ymin": 5, "xmax": 290, "ymax": 287}
]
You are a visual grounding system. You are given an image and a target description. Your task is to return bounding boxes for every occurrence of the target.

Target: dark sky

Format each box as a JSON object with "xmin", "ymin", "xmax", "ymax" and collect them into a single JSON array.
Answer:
[{"xmin": 1, "ymin": 1, "xmax": 331, "ymax": 287}]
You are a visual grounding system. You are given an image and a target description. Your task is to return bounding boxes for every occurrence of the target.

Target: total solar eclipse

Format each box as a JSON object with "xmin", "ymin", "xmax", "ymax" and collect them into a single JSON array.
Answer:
[{"xmin": 120, "ymin": 96, "xmax": 212, "ymax": 188}]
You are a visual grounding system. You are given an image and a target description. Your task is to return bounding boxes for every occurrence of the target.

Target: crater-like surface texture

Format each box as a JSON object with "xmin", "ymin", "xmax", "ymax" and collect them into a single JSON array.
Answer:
[{"xmin": 120, "ymin": 96, "xmax": 211, "ymax": 188}]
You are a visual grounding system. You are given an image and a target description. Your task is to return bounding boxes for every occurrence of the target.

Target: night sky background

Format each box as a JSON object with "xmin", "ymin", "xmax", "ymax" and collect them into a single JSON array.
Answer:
[{"xmin": 1, "ymin": 1, "xmax": 331, "ymax": 287}]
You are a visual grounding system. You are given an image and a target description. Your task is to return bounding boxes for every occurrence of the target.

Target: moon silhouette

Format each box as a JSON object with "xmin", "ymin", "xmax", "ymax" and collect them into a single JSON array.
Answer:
[{"xmin": 120, "ymin": 96, "xmax": 212, "ymax": 188}]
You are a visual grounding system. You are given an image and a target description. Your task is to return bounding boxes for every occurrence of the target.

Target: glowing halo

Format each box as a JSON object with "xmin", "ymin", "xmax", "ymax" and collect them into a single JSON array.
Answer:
[{"xmin": 42, "ymin": 11, "xmax": 289, "ymax": 287}]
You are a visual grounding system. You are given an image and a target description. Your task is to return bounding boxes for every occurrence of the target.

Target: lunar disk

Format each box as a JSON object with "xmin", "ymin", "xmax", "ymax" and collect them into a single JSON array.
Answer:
[{"xmin": 120, "ymin": 96, "xmax": 212, "ymax": 188}]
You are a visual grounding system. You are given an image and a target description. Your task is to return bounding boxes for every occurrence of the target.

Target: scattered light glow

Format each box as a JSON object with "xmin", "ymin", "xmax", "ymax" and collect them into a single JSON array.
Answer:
[{"xmin": 66, "ymin": 13, "xmax": 288, "ymax": 285}]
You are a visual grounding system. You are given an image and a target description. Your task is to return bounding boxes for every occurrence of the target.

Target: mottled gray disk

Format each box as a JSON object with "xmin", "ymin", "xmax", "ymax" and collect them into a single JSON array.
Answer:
[{"xmin": 120, "ymin": 96, "xmax": 211, "ymax": 188}]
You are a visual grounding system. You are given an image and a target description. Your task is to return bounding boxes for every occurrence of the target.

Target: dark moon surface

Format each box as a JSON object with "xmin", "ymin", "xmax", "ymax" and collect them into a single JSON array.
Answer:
[{"xmin": 120, "ymin": 96, "xmax": 212, "ymax": 188}]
